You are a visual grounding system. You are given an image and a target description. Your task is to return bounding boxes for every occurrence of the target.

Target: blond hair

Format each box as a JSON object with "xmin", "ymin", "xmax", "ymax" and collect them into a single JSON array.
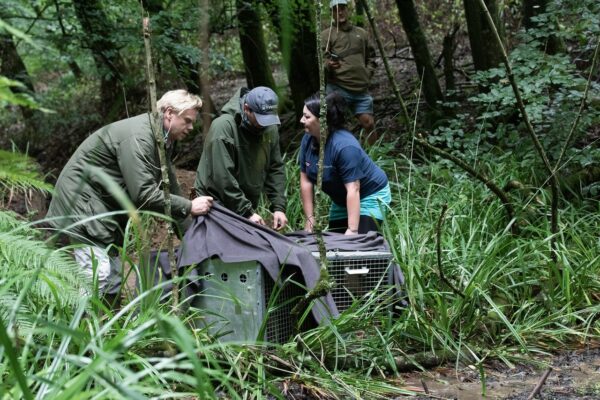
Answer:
[{"xmin": 157, "ymin": 90, "xmax": 203, "ymax": 114}]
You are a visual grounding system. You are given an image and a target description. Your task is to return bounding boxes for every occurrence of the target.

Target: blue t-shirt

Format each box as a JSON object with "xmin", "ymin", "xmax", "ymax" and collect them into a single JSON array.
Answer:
[{"xmin": 298, "ymin": 130, "xmax": 388, "ymax": 207}]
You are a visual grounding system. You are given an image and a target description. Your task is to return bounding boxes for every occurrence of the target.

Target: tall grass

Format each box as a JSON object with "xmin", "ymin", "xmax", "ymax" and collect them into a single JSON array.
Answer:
[{"xmin": 1, "ymin": 137, "xmax": 599, "ymax": 398}]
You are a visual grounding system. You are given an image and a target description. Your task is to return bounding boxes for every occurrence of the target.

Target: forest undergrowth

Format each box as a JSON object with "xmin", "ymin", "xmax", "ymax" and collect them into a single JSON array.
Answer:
[
  {"xmin": 1, "ymin": 0, "xmax": 600, "ymax": 398},
  {"xmin": 1, "ymin": 131, "xmax": 599, "ymax": 398}
]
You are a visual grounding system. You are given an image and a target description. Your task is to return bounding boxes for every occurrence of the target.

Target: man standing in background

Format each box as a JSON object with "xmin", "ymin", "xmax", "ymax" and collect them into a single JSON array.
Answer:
[{"xmin": 322, "ymin": 0, "xmax": 378, "ymax": 144}]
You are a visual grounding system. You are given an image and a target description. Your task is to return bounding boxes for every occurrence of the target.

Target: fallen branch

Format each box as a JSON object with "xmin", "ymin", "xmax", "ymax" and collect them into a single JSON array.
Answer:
[
  {"xmin": 527, "ymin": 367, "xmax": 552, "ymax": 400},
  {"xmin": 393, "ymin": 350, "xmax": 453, "ymax": 372}
]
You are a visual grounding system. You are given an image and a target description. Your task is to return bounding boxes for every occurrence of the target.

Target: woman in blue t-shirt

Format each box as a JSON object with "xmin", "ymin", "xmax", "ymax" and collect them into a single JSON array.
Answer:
[{"xmin": 298, "ymin": 92, "xmax": 391, "ymax": 235}]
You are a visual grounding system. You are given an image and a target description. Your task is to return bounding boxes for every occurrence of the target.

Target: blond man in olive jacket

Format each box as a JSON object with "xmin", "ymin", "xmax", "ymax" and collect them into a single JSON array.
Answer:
[{"xmin": 48, "ymin": 90, "xmax": 213, "ymax": 297}]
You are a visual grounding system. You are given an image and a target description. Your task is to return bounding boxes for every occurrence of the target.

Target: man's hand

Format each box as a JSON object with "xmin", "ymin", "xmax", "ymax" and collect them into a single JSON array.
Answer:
[
  {"xmin": 249, "ymin": 213, "xmax": 265, "ymax": 225},
  {"xmin": 272, "ymin": 211, "xmax": 288, "ymax": 231},
  {"xmin": 190, "ymin": 196, "xmax": 213, "ymax": 216},
  {"xmin": 327, "ymin": 59, "xmax": 341, "ymax": 70}
]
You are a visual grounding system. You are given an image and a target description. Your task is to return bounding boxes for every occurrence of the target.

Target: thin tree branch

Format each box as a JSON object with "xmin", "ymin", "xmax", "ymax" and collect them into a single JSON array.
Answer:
[
  {"xmin": 527, "ymin": 367, "xmax": 552, "ymax": 400},
  {"xmin": 476, "ymin": 0, "xmax": 558, "ymax": 259},
  {"xmin": 291, "ymin": 0, "xmax": 334, "ymax": 318},
  {"xmin": 436, "ymin": 204, "xmax": 465, "ymax": 298},
  {"xmin": 357, "ymin": 0, "xmax": 410, "ymax": 126},
  {"xmin": 143, "ymin": 16, "xmax": 179, "ymax": 313},
  {"xmin": 555, "ymin": 36, "xmax": 600, "ymax": 170},
  {"xmin": 416, "ymin": 136, "xmax": 516, "ymax": 232}
]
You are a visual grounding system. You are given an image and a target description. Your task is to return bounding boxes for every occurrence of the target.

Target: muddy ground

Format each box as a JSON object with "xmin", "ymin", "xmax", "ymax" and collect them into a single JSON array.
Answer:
[
  {"xmin": 269, "ymin": 344, "xmax": 600, "ymax": 399},
  {"xmin": 404, "ymin": 344, "xmax": 600, "ymax": 399}
]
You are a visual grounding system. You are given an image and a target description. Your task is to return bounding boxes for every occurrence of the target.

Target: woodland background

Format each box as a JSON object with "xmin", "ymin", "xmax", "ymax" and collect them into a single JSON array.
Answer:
[{"xmin": 0, "ymin": 0, "xmax": 599, "ymax": 398}]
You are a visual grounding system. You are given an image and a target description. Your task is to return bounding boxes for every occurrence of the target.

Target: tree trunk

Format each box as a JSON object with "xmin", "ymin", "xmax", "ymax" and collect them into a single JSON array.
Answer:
[
  {"xmin": 72, "ymin": 0, "xmax": 133, "ymax": 120},
  {"xmin": 463, "ymin": 0, "xmax": 505, "ymax": 71},
  {"xmin": 522, "ymin": 0, "xmax": 564, "ymax": 55},
  {"xmin": 236, "ymin": 0, "xmax": 276, "ymax": 89},
  {"xmin": 264, "ymin": 0, "xmax": 319, "ymax": 119},
  {"xmin": 395, "ymin": 0, "xmax": 444, "ymax": 110},
  {"xmin": 0, "ymin": 32, "xmax": 36, "ymax": 119},
  {"xmin": 141, "ymin": 0, "xmax": 217, "ymax": 120},
  {"xmin": 53, "ymin": 0, "xmax": 83, "ymax": 80},
  {"xmin": 442, "ymin": 25, "xmax": 459, "ymax": 94},
  {"xmin": 354, "ymin": 0, "xmax": 366, "ymax": 27}
]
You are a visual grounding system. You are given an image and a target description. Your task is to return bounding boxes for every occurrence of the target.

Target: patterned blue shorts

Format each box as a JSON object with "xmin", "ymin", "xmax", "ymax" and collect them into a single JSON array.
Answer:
[{"xmin": 326, "ymin": 83, "xmax": 374, "ymax": 115}]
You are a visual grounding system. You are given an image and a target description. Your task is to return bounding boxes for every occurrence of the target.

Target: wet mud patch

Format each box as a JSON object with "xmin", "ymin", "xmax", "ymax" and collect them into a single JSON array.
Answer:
[{"xmin": 402, "ymin": 345, "xmax": 600, "ymax": 400}]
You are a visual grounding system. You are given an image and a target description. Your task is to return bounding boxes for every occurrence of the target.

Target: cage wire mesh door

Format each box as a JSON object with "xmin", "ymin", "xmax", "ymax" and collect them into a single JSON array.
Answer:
[
  {"xmin": 194, "ymin": 258, "xmax": 312, "ymax": 343},
  {"xmin": 313, "ymin": 251, "xmax": 395, "ymax": 313}
]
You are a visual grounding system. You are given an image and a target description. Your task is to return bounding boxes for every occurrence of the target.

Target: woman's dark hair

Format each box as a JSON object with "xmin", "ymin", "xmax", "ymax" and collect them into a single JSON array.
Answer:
[{"xmin": 304, "ymin": 91, "xmax": 347, "ymax": 132}]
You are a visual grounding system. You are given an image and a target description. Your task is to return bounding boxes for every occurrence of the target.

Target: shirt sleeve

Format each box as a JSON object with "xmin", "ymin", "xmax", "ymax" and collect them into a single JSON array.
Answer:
[
  {"xmin": 298, "ymin": 135, "xmax": 308, "ymax": 173},
  {"xmin": 202, "ymin": 125, "xmax": 254, "ymax": 217},
  {"xmin": 263, "ymin": 132, "xmax": 287, "ymax": 212},
  {"xmin": 335, "ymin": 145, "xmax": 366, "ymax": 184},
  {"xmin": 366, "ymin": 32, "xmax": 377, "ymax": 80}
]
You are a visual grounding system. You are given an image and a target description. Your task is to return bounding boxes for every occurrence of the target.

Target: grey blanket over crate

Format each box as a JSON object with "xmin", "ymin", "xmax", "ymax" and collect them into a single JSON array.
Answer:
[{"xmin": 177, "ymin": 204, "xmax": 339, "ymax": 322}]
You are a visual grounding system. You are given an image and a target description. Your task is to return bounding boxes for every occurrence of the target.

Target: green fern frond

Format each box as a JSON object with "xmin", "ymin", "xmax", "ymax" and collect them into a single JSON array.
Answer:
[
  {"xmin": 0, "ymin": 149, "xmax": 53, "ymax": 193},
  {"xmin": 0, "ymin": 211, "xmax": 40, "ymax": 237},
  {"xmin": 0, "ymin": 289, "xmax": 34, "ymax": 333},
  {"xmin": 0, "ymin": 232, "xmax": 91, "ymax": 309}
]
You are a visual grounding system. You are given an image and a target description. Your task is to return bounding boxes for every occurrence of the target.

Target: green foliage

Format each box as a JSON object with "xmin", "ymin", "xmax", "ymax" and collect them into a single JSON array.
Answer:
[
  {"xmin": 0, "ymin": 212, "xmax": 91, "ymax": 335},
  {"xmin": 430, "ymin": 0, "xmax": 600, "ymax": 182},
  {"xmin": 538, "ymin": 0, "xmax": 600, "ymax": 44},
  {"xmin": 0, "ymin": 148, "xmax": 53, "ymax": 194},
  {"xmin": 2, "ymin": 0, "xmax": 600, "ymax": 396},
  {"xmin": 0, "ymin": 77, "xmax": 38, "ymax": 109},
  {"xmin": 380, "ymin": 159, "xmax": 600, "ymax": 359}
]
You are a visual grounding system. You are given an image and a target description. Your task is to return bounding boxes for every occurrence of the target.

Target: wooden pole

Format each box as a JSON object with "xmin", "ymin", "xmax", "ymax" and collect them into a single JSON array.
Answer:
[{"xmin": 142, "ymin": 16, "xmax": 179, "ymax": 312}]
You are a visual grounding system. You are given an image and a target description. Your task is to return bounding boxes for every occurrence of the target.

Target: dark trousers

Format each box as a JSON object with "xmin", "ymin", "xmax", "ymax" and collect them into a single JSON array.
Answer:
[{"xmin": 328, "ymin": 215, "xmax": 383, "ymax": 234}]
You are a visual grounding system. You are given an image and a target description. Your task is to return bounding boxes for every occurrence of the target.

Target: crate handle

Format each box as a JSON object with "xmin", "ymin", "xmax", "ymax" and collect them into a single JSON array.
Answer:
[{"xmin": 345, "ymin": 267, "xmax": 370, "ymax": 275}]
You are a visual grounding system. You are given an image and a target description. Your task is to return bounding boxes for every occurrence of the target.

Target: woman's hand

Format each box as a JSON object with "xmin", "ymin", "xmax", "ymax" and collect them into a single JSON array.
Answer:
[{"xmin": 304, "ymin": 215, "xmax": 315, "ymax": 233}]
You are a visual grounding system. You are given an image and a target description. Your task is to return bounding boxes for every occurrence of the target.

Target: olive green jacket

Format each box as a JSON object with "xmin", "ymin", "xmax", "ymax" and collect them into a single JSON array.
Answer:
[
  {"xmin": 194, "ymin": 88, "xmax": 286, "ymax": 217},
  {"xmin": 47, "ymin": 113, "xmax": 191, "ymax": 247},
  {"xmin": 322, "ymin": 22, "xmax": 377, "ymax": 93}
]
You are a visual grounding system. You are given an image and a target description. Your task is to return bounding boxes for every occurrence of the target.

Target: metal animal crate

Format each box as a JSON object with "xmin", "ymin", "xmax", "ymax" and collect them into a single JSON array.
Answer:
[
  {"xmin": 312, "ymin": 251, "xmax": 394, "ymax": 313},
  {"xmin": 194, "ymin": 258, "xmax": 308, "ymax": 343}
]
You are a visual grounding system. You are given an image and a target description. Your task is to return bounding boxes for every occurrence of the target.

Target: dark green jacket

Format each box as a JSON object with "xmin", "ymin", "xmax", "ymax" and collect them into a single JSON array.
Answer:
[
  {"xmin": 47, "ymin": 113, "xmax": 191, "ymax": 247},
  {"xmin": 194, "ymin": 88, "xmax": 286, "ymax": 217},
  {"xmin": 322, "ymin": 22, "xmax": 377, "ymax": 93}
]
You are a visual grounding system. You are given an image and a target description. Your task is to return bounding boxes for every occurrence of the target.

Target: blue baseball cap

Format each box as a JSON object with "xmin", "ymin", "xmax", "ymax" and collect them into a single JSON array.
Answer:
[{"xmin": 244, "ymin": 86, "xmax": 280, "ymax": 127}]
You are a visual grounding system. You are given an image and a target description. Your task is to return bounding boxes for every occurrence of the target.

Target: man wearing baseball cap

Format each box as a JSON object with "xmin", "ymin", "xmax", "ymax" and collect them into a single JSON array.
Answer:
[
  {"xmin": 194, "ymin": 86, "xmax": 288, "ymax": 230},
  {"xmin": 323, "ymin": 0, "xmax": 378, "ymax": 144}
]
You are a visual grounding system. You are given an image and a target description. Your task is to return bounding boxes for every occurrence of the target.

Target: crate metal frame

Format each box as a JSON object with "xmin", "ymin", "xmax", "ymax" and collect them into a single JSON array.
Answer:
[
  {"xmin": 194, "ymin": 258, "xmax": 306, "ymax": 343},
  {"xmin": 313, "ymin": 251, "xmax": 394, "ymax": 313}
]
